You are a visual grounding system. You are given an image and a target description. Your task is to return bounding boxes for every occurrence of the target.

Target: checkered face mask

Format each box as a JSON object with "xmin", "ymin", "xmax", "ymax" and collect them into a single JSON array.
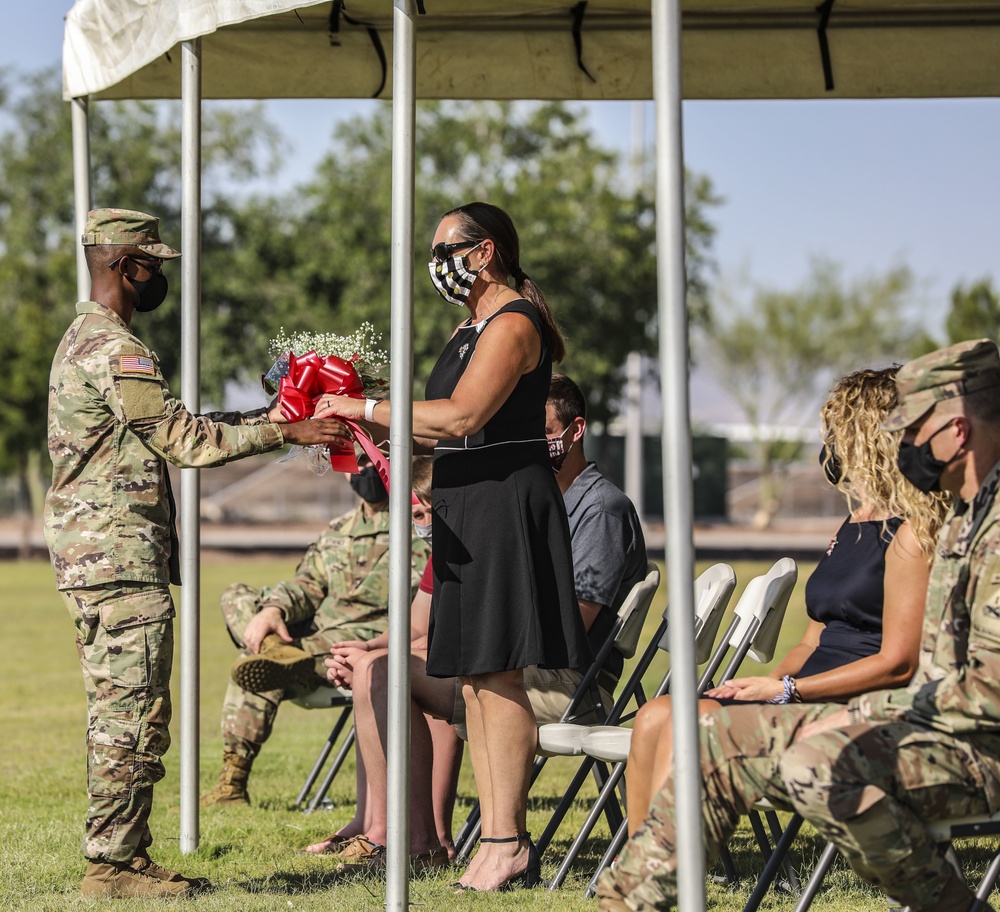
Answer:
[{"xmin": 427, "ymin": 243, "xmax": 483, "ymax": 307}]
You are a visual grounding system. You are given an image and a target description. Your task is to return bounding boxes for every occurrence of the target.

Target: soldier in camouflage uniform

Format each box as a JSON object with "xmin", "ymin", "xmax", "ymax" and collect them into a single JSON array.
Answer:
[
  {"xmin": 43, "ymin": 209, "xmax": 346, "ymax": 899},
  {"xmin": 599, "ymin": 338, "xmax": 1000, "ymax": 912},
  {"xmin": 201, "ymin": 460, "xmax": 429, "ymax": 806}
]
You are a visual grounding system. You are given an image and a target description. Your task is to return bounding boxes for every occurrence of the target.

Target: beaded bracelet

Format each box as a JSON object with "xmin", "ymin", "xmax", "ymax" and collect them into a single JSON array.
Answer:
[{"xmin": 770, "ymin": 675, "xmax": 802, "ymax": 705}]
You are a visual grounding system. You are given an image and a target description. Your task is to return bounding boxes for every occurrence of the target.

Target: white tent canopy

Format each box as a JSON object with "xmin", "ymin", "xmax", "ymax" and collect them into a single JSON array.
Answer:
[
  {"xmin": 63, "ymin": 3, "xmax": 999, "ymax": 911},
  {"xmin": 65, "ymin": 0, "xmax": 1000, "ymax": 102}
]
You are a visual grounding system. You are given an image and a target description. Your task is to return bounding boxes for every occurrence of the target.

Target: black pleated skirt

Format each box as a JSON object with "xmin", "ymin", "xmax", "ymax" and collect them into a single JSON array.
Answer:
[{"xmin": 425, "ymin": 441, "xmax": 591, "ymax": 677}]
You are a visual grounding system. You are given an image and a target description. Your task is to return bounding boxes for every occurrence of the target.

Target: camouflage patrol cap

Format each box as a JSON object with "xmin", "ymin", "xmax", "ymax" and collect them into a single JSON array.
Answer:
[
  {"xmin": 883, "ymin": 338, "xmax": 1000, "ymax": 431},
  {"xmin": 81, "ymin": 208, "xmax": 181, "ymax": 259}
]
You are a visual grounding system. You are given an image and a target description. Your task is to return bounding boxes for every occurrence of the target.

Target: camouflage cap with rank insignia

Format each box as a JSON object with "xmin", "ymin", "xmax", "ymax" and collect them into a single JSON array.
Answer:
[
  {"xmin": 883, "ymin": 338, "xmax": 1000, "ymax": 432},
  {"xmin": 81, "ymin": 208, "xmax": 181, "ymax": 259}
]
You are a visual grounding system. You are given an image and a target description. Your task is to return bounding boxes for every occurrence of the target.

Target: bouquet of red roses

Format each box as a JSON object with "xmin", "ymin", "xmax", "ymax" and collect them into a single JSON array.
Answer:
[{"xmin": 264, "ymin": 324, "xmax": 390, "ymax": 479}]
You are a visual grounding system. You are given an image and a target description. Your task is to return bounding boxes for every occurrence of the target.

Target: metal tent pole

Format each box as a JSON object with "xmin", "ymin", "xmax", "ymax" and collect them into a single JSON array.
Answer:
[
  {"xmin": 652, "ymin": 1, "xmax": 705, "ymax": 911},
  {"xmin": 386, "ymin": 2, "xmax": 418, "ymax": 908},
  {"xmin": 179, "ymin": 37, "xmax": 203, "ymax": 855},
  {"xmin": 71, "ymin": 96, "xmax": 91, "ymax": 302}
]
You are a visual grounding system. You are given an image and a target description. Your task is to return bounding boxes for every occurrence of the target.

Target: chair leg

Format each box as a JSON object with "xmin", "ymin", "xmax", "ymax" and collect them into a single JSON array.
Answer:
[
  {"xmin": 296, "ymin": 706, "xmax": 353, "ymax": 808},
  {"xmin": 974, "ymin": 848, "xmax": 1000, "ymax": 904},
  {"xmin": 718, "ymin": 846, "xmax": 739, "ymax": 885},
  {"xmin": 791, "ymin": 841, "xmax": 840, "ymax": 912},
  {"xmin": 306, "ymin": 723, "xmax": 356, "ymax": 813},
  {"xmin": 548, "ymin": 760, "xmax": 627, "ymax": 891},
  {"xmin": 742, "ymin": 814, "xmax": 804, "ymax": 912},
  {"xmin": 536, "ymin": 756, "xmax": 597, "ymax": 857},
  {"xmin": 764, "ymin": 809, "xmax": 801, "ymax": 892},
  {"xmin": 584, "ymin": 815, "xmax": 631, "ymax": 898},
  {"xmin": 455, "ymin": 805, "xmax": 482, "ymax": 862}
]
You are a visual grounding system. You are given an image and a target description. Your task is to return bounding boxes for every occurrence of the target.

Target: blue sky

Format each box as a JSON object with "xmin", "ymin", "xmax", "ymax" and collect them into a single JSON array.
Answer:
[{"xmin": 5, "ymin": 3, "xmax": 999, "ymax": 421}]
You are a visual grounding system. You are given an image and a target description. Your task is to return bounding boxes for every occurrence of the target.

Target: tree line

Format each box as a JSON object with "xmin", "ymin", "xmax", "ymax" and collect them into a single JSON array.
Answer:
[{"xmin": 2, "ymin": 66, "xmax": 996, "ymax": 521}]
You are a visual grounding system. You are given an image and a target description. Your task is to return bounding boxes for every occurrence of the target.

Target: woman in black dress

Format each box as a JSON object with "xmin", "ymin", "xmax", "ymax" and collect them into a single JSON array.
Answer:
[
  {"xmin": 316, "ymin": 203, "xmax": 589, "ymax": 891},
  {"xmin": 623, "ymin": 367, "xmax": 951, "ymax": 832}
]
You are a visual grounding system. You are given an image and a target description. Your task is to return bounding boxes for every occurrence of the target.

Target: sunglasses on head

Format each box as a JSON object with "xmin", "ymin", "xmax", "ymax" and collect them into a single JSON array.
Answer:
[
  {"xmin": 429, "ymin": 240, "xmax": 481, "ymax": 263},
  {"xmin": 108, "ymin": 254, "xmax": 164, "ymax": 275}
]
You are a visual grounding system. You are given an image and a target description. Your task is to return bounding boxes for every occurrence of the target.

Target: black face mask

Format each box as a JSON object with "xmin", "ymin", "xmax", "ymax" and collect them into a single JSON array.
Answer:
[
  {"xmin": 129, "ymin": 272, "xmax": 169, "ymax": 313},
  {"xmin": 897, "ymin": 420, "xmax": 958, "ymax": 493},
  {"xmin": 818, "ymin": 443, "xmax": 842, "ymax": 487},
  {"xmin": 349, "ymin": 465, "xmax": 388, "ymax": 504}
]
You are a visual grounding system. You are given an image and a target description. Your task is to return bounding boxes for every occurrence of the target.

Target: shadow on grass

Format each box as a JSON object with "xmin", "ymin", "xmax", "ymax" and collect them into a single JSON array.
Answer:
[{"xmin": 236, "ymin": 868, "xmax": 374, "ymax": 893}]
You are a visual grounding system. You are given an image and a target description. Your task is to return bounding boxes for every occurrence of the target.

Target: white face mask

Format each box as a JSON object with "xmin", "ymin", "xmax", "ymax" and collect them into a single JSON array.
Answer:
[
  {"xmin": 414, "ymin": 521, "xmax": 433, "ymax": 544},
  {"xmin": 427, "ymin": 242, "xmax": 483, "ymax": 307}
]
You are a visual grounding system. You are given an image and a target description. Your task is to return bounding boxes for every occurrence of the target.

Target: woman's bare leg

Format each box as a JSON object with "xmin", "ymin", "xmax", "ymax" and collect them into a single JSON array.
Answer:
[
  {"xmin": 626, "ymin": 696, "xmax": 721, "ymax": 835},
  {"xmin": 428, "ymin": 714, "xmax": 463, "ymax": 857},
  {"xmin": 461, "ymin": 669, "xmax": 537, "ymax": 891}
]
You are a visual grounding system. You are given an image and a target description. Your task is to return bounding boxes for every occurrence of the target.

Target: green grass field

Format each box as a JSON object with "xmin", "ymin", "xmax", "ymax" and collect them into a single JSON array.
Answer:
[{"xmin": 4, "ymin": 555, "xmax": 992, "ymax": 911}]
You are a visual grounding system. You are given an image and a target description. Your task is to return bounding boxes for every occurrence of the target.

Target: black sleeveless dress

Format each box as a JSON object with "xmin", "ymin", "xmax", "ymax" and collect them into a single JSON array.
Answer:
[
  {"xmin": 714, "ymin": 516, "xmax": 901, "ymax": 704},
  {"xmin": 423, "ymin": 300, "xmax": 591, "ymax": 677},
  {"xmin": 797, "ymin": 516, "xmax": 903, "ymax": 676}
]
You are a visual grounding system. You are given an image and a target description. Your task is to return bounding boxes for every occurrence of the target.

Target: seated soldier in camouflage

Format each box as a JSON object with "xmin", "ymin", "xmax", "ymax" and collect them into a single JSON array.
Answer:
[
  {"xmin": 599, "ymin": 340, "xmax": 1000, "ymax": 912},
  {"xmin": 201, "ymin": 452, "xmax": 429, "ymax": 806}
]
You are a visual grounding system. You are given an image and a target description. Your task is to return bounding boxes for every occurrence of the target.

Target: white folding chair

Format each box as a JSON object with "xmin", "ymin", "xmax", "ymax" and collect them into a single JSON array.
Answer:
[
  {"xmin": 291, "ymin": 684, "xmax": 354, "ymax": 811},
  {"xmin": 570, "ymin": 558, "xmax": 798, "ymax": 895},
  {"xmin": 454, "ymin": 561, "xmax": 664, "ymax": 859},
  {"xmin": 537, "ymin": 562, "xmax": 743, "ymax": 889}
]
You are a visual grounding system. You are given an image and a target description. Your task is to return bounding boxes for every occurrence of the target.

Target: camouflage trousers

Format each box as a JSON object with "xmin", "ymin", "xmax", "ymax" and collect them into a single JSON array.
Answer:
[
  {"xmin": 599, "ymin": 702, "xmax": 1000, "ymax": 912},
  {"xmin": 62, "ymin": 584, "xmax": 173, "ymax": 863},
  {"xmin": 219, "ymin": 583, "xmax": 384, "ymax": 760}
]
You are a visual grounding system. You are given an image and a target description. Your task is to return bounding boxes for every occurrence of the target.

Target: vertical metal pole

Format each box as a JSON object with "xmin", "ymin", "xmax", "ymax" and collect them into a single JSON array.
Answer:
[
  {"xmin": 386, "ymin": 2, "xmax": 417, "ymax": 909},
  {"xmin": 71, "ymin": 96, "xmax": 92, "ymax": 302},
  {"xmin": 652, "ymin": 2, "xmax": 706, "ymax": 912},
  {"xmin": 625, "ymin": 102, "xmax": 646, "ymax": 522},
  {"xmin": 179, "ymin": 38, "xmax": 203, "ymax": 855},
  {"xmin": 625, "ymin": 351, "xmax": 644, "ymax": 523}
]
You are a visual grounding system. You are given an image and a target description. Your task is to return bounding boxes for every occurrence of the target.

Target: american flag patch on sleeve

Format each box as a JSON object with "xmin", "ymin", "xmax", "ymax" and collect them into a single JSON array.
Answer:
[{"xmin": 120, "ymin": 355, "xmax": 156, "ymax": 375}]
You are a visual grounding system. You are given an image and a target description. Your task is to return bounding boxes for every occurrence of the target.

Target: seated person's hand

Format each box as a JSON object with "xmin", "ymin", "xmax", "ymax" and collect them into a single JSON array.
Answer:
[
  {"xmin": 704, "ymin": 675, "xmax": 784, "ymax": 703},
  {"xmin": 243, "ymin": 606, "xmax": 292, "ymax": 654},
  {"xmin": 324, "ymin": 640, "xmax": 370, "ymax": 689},
  {"xmin": 410, "ymin": 635, "xmax": 428, "ymax": 652}
]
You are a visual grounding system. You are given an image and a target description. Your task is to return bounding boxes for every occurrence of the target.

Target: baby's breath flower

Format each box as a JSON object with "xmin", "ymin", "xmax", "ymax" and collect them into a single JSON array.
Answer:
[{"xmin": 267, "ymin": 323, "xmax": 390, "ymax": 395}]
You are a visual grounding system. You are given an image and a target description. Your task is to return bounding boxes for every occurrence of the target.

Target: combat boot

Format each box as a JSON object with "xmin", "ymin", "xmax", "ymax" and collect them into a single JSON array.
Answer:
[
  {"xmin": 80, "ymin": 859, "xmax": 193, "ymax": 898},
  {"xmin": 200, "ymin": 752, "xmax": 253, "ymax": 807},
  {"xmin": 133, "ymin": 851, "xmax": 212, "ymax": 892},
  {"xmin": 230, "ymin": 635, "xmax": 320, "ymax": 697}
]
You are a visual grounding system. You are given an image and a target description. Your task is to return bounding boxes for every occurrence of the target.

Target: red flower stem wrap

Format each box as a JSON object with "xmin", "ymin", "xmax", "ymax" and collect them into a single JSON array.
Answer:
[{"xmin": 277, "ymin": 350, "xmax": 391, "ymax": 492}]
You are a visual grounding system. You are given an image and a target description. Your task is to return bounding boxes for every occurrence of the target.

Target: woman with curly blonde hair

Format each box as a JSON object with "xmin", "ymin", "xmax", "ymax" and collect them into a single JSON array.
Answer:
[{"xmin": 623, "ymin": 366, "xmax": 950, "ymax": 832}]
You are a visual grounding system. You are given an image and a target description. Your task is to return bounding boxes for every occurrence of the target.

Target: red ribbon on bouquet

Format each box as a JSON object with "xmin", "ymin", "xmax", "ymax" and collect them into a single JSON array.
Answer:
[{"xmin": 277, "ymin": 350, "xmax": 391, "ymax": 492}]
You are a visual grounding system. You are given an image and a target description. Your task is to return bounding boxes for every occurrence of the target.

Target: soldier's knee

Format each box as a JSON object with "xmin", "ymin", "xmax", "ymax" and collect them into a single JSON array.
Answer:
[
  {"xmin": 220, "ymin": 582, "xmax": 257, "ymax": 608},
  {"xmin": 219, "ymin": 583, "xmax": 261, "ymax": 634},
  {"xmin": 778, "ymin": 740, "xmax": 837, "ymax": 813}
]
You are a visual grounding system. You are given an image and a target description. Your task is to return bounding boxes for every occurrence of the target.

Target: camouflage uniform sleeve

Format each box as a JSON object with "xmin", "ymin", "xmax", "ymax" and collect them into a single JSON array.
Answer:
[
  {"xmin": 852, "ymin": 527, "xmax": 1000, "ymax": 734},
  {"xmin": 319, "ymin": 531, "xmax": 429, "ymax": 617},
  {"xmin": 107, "ymin": 343, "xmax": 284, "ymax": 467},
  {"xmin": 258, "ymin": 538, "xmax": 331, "ymax": 626}
]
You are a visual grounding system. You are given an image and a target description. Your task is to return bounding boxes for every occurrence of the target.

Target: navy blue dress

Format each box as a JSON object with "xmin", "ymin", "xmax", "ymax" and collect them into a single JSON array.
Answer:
[
  {"xmin": 714, "ymin": 516, "xmax": 901, "ymax": 704},
  {"xmin": 797, "ymin": 516, "xmax": 903, "ymax": 676},
  {"xmin": 423, "ymin": 300, "xmax": 590, "ymax": 678}
]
